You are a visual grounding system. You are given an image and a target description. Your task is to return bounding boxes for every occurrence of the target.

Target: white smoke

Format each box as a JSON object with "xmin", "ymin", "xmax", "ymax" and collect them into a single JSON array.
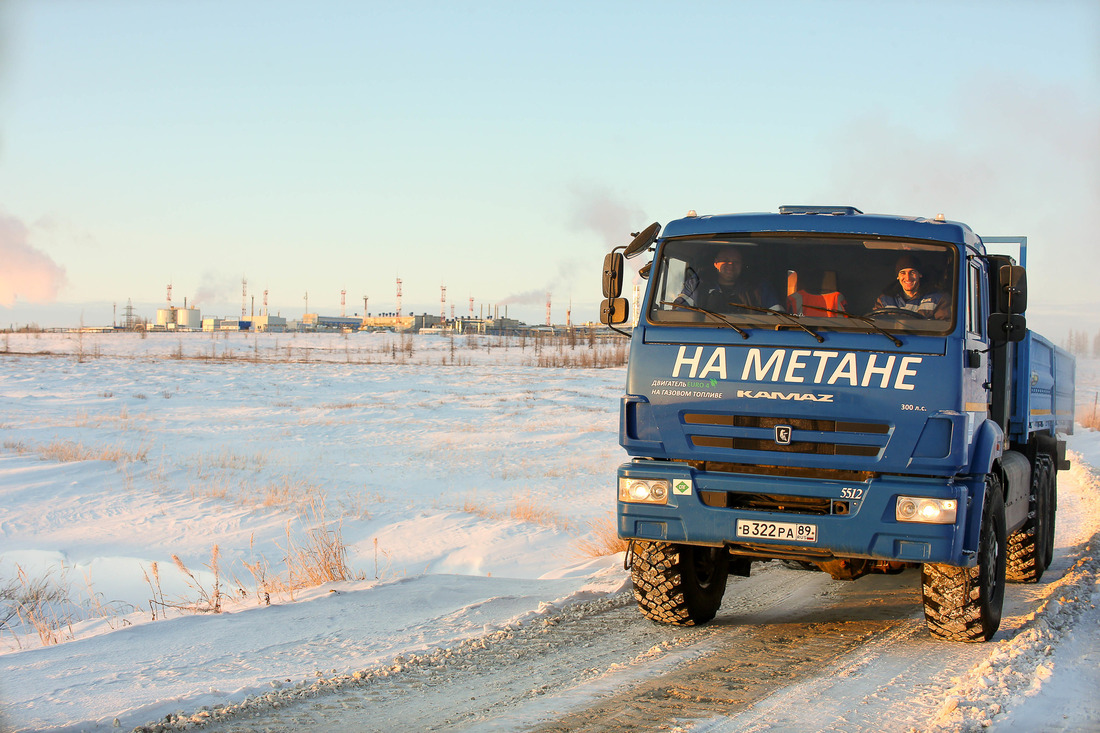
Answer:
[
  {"xmin": 0, "ymin": 213, "xmax": 67, "ymax": 307},
  {"xmin": 499, "ymin": 184, "xmax": 648, "ymax": 311},
  {"xmin": 189, "ymin": 271, "xmax": 244, "ymax": 310},
  {"xmin": 567, "ymin": 182, "xmax": 648, "ymax": 249}
]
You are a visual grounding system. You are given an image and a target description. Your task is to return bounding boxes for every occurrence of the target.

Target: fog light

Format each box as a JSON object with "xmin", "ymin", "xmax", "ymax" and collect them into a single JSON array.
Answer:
[
  {"xmin": 619, "ymin": 478, "xmax": 671, "ymax": 505},
  {"xmin": 896, "ymin": 496, "xmax": 957, "ymax": 524}
]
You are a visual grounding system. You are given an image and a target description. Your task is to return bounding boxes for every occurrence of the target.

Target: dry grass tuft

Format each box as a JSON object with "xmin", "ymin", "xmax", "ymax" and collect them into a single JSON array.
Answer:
[
  {"xmin": 462, "ymin": 493, "xmax": 572, "ymax": 532},
  {"xmin": 1078, "ymin": 406, "xmax": 1100, "ymax": 431},
  {"xmin": 2, "ymin": 565, "xmax": 134, "ymax": 648},
  {"xmin": 282, "ymin": 497, "xmax": 359, "ymax": 590},
  {"xmin": 1, "ymin": 567, "xmax": 73, "ymax": 646},
  {"xmin": 36, "ymin": 440, "xmax": 149, "ymax": 465},
  {"xmin": 575, "ymin": 514, "xmax": 629, "ymax": 558},
  {"xmin": 510, "ymin": 495, "xmax": 572, "ymax": 531}
]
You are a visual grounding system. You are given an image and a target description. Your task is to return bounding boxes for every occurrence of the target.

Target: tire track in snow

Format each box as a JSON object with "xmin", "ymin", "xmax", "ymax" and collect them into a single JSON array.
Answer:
[{"xmin": 155, "ymin": 563, "xmax": 917, "ymax": 732}]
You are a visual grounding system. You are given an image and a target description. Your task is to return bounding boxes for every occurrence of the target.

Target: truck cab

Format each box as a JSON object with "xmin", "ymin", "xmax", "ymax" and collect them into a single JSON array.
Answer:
[{"xmin": 601, "ymin": 206, "xmax": 1073, "ymax": 641}]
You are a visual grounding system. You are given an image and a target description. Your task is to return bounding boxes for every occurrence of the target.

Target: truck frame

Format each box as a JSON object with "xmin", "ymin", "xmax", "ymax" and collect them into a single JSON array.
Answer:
[{"xmin": 600, "ymin": 206, "xmax": 1075, "ymax": 641}]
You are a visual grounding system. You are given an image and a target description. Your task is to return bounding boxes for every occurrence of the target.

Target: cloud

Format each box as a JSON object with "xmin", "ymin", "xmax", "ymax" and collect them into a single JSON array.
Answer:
[{"xmin": 0, "ymin": 213, "xmax": 67, "ymax": 307}]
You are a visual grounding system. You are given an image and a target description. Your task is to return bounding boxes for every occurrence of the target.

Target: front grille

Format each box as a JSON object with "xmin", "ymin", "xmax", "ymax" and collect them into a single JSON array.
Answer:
[
  {"xmin": 678, "ymin": 460, "xmax": 873, "ymax": 483},
  {"xmin": 700, "ymin": 490, "xmax": 834, "ymax": 515},
  {"xmin": 683, "ymin": 413, "xmax": 890, "ymax": 459}
]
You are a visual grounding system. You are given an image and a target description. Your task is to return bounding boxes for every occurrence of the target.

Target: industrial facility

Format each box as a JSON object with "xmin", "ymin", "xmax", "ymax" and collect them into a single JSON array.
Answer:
[{"xmin": 145, "ymin": 280, "xmax": 555, "ymax": 335}]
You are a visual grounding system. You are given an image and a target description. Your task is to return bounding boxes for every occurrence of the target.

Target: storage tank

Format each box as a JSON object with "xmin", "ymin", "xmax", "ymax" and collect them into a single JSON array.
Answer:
[
  {"xmin": 176, "ymin": 308, "xmax": 202, "ymax": 329},
  {"xmin": 156, "ymin": 309, "xmax": 177, "ymax": 327}
]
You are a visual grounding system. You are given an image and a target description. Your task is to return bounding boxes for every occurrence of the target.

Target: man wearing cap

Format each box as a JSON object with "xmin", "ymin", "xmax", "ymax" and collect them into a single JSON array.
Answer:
[{"xmin": 874, "ymin": 254, "xmax": 950, "ymax": 320}]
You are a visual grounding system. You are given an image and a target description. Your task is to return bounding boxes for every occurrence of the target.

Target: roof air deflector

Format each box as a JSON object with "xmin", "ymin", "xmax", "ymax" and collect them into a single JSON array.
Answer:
[{"xmin": 779, "ymin": 205, "xmax": 864, "ymax": 216}]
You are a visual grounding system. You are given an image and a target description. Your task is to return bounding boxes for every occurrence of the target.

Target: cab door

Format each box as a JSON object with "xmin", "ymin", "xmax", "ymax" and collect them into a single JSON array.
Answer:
[{"xmin": 963, "ymin": 257, "xmax": 991, "ymax": 444}]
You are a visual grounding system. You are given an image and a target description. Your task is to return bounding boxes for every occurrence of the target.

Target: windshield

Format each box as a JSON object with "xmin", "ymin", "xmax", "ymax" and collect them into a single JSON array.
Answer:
[{"xmin": 648, "ymin": 235, "xmax": 957, "ymax": 335}]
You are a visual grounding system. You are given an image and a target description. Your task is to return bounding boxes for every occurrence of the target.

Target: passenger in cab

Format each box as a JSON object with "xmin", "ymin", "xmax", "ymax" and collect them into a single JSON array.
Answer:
[
  {"xmin": 788, "ymin": 267, "xmax": 847, "ymax": 317},
  {"xmin": 875, "ymin": 254, "xmax": 951, "ymax": 320}
]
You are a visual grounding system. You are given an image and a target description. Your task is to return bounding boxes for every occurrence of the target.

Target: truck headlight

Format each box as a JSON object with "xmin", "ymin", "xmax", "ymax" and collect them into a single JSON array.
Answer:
[
  {"xmin": 619, "ymin": 478, "xmax": 670, "ymax": 505},
  {"xmin": 896, "ymin": 496, "xmax": 957, "ymax": 524}
]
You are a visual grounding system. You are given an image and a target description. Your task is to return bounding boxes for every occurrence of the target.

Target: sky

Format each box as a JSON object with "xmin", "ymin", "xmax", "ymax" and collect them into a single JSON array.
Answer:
[{"xmin": 0, "ymin": 0, "xmax": 1098, "ymax": 335}]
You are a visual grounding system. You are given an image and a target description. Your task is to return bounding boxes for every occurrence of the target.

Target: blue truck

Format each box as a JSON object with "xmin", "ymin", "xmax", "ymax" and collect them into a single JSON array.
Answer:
[{"xmin": 600, "ymin": 206, "xmax": 1075, "ymax": 642}]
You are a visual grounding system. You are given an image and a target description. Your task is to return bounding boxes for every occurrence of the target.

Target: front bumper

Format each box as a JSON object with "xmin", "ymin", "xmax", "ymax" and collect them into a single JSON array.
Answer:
[{"xmin": 616, "ymin": 460, "xmax": 981, "ymax": 567}]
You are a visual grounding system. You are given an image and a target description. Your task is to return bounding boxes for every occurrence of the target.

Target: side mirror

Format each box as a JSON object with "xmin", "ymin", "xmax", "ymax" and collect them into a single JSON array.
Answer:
[
  {"xmin": 624, "ymin": 222, "xmax": 660, "ymax": 259},
  {"xmin": 988, "ymin": 313, "xmax": 1027, "ymax": 343},
  {"xmin": 997, "ymin": 265, "xmax": 1027, "ymax": 314},
  {"xmin": 600, "ymin": 297, "xmax": 630, "ymax": 326},
  {"xmin": 603, "ymin": 252, "xmax": 624, "ymax": 298}
]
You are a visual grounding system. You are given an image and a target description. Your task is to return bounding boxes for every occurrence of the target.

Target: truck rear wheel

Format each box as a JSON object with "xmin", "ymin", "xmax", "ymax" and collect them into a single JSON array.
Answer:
[
  {"xmin": 1006, "ymin": 455, "xmax": 1054, "ymax": 583},
  {"xmin": 630, "ymin": 541, "xmax": 728, "ymax": 626},
  {"xmin": 921, "ymin": 479, "xmax": 1006, "ymax": 642},
  {"xmin": 1042, "ymin": 455, "xmax": 1057, "ymax": 569}
]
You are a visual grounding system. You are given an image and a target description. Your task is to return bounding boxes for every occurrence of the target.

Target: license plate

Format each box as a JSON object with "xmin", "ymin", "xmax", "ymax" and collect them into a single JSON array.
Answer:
[{"xmin": 736, "ymin": 519, "xmax": 818, "ymax": 543}]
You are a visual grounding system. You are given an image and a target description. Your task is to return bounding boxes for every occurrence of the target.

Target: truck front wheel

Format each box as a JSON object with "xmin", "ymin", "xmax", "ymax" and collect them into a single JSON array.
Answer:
[
  {"xmin": 921, "ymin": 479, "xmax": 1006, "ymax": 642},
  {"xmin": 630, "ymin": 541, "xmax": 729, "ymax": 626}
]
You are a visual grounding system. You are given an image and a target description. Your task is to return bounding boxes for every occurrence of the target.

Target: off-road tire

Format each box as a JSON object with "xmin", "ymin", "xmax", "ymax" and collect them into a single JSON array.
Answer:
[
  {"xmin": 921, "ymin": 478, "xmax": 1006, "ymax": 642},
  {"xmin": 1042, "ymin": 456, "xmax": 1058, "ymax": 569},
  {"xmin": 1006, "ymin": 455, "xmax": 1054, "ymax": 583},
  {"xmin": 630, "ymin": 541, "xmax": 729, "ymax": 626}
]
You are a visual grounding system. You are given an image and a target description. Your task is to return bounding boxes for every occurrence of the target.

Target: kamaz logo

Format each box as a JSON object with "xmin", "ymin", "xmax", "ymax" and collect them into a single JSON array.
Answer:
[
  {"xmin": 775, "ymin": 425, "xmax": 792, "ymax": 444},
  {"xmin": 737, "ymin": 390, "xmax": 834, "ymax": 402}
]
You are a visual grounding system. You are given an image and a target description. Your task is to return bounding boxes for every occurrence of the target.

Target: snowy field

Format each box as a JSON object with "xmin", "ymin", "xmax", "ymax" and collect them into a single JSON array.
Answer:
[{"xmin": 0, "ymin": 332, "xmax": 1097, "ymax": 732}]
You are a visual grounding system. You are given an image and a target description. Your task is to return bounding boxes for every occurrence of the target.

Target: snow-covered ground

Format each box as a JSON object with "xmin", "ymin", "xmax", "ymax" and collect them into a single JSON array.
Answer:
[{"xmin": 0, "ymin": 332, "xmax": 1096, "ymax": 732}]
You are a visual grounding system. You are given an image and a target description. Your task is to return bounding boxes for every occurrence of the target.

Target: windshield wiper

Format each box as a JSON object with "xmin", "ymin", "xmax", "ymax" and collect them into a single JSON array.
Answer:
[
  {"xmin": 659, "ymin": 301, "xmax": 750, "ymax": 339},
  {"xmin": 793, "ymin": 305, "xmax": 903, "ymax": 347},
  {"xmin": 726, "ymin": 302, "xmax": 825, "ymax": 344}
]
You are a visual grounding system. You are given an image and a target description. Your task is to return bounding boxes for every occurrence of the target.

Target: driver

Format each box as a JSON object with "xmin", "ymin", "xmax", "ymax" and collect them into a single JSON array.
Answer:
[{"xmin": 874, "ymin": 254, "xmax": 950, "ymax": 319}]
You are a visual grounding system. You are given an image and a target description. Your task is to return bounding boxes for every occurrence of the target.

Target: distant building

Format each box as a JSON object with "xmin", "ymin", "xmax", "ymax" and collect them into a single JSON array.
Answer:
[
  {"xmin": 303, "ymin": 314, "xmax": 366, "ymax": 332},
  {"xmin": 202, "ymin": 317, "xmax": 251, "ymax": 332},
  {"xmin": 360, "ymin": 314, "xmax": 443, "ymax": 332},
  {"xmin": 253, "ymin": 314, "xmax": 287, "ymax": 332}
]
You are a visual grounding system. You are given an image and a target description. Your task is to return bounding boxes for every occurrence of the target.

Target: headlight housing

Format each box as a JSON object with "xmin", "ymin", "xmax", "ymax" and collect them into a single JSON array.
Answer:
[
  {"xmin": 895, "ymin": 496, "xmax": 957, "ymax": 524},
  {"xmin": 618, "ymin": 478, "xmax": 670, "ymax": 505}
]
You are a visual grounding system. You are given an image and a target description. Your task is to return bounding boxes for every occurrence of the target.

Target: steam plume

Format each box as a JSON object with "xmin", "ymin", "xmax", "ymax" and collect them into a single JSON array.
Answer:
[{"xmin": 0, "ymin": 213, "xmax": 67, "ymax": 307}]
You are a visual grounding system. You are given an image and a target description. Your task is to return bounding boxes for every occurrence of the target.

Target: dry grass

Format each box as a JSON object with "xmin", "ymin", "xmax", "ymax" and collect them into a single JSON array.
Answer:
[
  {"xmin": 235, "ymin": 497, "xmax": 363, "ymax": 604},
  {"xmin": 0, "ymin": 567, "xmax": 73, "ymax": 646},
  {"xmin": 1079, "ymin": 405, "xmax": 1100, "ymax": 431},
  {"xmin": 1, "ymin": 331, "xmax": 630, "ymax": 367},
  {"xmin": 462, "ymin": 493, "xmax": 572, "ymax": 532},
  {"xmin": 35, "ymin": 440, "xmax": 149, "ymax": 465},
  {"xmin": 145, "ymin": 547, "xmax": 225, "ymax": 617},
  {"xmin": 531, "ymin": 340, "xmax": 629, "ymax": 368},
  {"xmin": 2, "ymin": 565, "xmax": 134, "ymax": 648},
  {"xmin": 575, "ymin": 514, "xmax": 630, "ymax": 558},
  {"xmin": 192, "ymin": 448, "xmax": 269, "ymax": 474},
  {"xmin": 190, "ymin": 475, "xmax": 321, "ymax": 513},
  {"xmin": 282, "ymin": 497, "xmax": 359, "ymax": 590}
]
